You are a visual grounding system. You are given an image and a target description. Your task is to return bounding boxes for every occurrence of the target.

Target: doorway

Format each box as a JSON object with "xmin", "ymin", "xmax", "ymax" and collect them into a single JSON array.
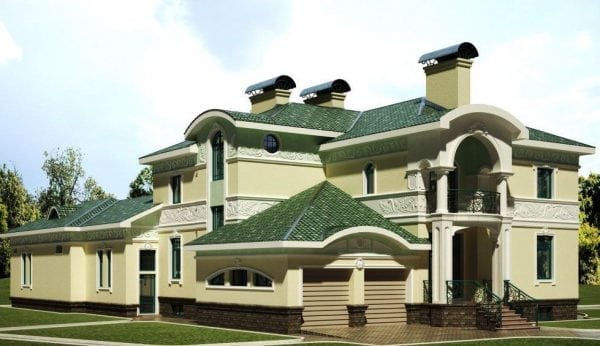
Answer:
[{"xmin": 139, "ymin": 249, "xmax": 156, "ymax": 314}]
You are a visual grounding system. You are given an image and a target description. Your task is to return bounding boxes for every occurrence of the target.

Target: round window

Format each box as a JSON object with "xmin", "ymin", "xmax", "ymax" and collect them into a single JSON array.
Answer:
[{"xmin": 263, "ymin": 134, "xmax": 279, "ymax": 153}]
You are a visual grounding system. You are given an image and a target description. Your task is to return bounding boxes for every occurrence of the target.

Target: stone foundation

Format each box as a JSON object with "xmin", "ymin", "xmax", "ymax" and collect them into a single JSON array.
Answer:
[
  {"xmin": 510, "ymin": 298, "xmax": 578, "ymax": 321},
  {"xmin": 158, "ymin": 296, "xmax": 196, "ymax": 318},
  {"xmin": 406, "ymin": 303, "xmax": 477, "ymax": 328},
  {"xmin": 10, "ymin": 297, "xmax": 138, "ymax": 317},
  {"xmin": 347, "ymin": 304, "xmax": 368, "ymax": 327}
]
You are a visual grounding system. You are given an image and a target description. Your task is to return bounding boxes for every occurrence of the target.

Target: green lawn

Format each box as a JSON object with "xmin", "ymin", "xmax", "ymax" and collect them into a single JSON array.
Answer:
[
  {"xmin": 0, "ymin": 277, "xmax": 9, "ymax": 305},
  {"xmin": 579, "ymin": 284, "xmax": 600, "ymax": 305},
  {"xmin": 540, "ymin": 318, "xmax": 600, "ymax": 329},
  {"xmin": 0, "ymin": 339, "xmax": 53, "ymax": 345},
  {"xmin": 8, "ymin": 321, "xmax": 293, "ymax": 345},
  {"xmin": 580, "ymin": 309, "xmax": 600, "ymax": 318},
  {"xmin": 0, "ymin": 307, "xmax": 120, "ymax": 328},
  {"xmin": 441, "ymin": 339, "xmax": 600, "ymax": 345}
]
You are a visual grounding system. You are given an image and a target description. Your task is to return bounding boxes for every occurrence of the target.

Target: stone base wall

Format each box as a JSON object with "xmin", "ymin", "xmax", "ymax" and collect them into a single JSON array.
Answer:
[
  {"xmin": 406, "ymin": 303, "xmax": 477, "ymax": 328},
  {"xmin": 10, "ymin": 297, "xmax": 138, "ymax": 317},
  {"xmin": 195, "ymin": 301, "xmax": 303, "ymax": 334},
  {"xmin": 347, "ymin": 304, "xmax": 368, "ymax": 327},
  {"xmin": 511, "ymin": 298, "xmax": 578, "ymax": 321},
  {"xmin": 158, "ymin": 296, "xmax": 196, "ymax": 318}
]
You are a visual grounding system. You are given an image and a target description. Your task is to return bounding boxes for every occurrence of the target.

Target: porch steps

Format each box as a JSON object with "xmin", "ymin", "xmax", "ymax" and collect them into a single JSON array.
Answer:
[{"xmin": 497, "ymin": 306, "xmax": 539, "ymax": 331}]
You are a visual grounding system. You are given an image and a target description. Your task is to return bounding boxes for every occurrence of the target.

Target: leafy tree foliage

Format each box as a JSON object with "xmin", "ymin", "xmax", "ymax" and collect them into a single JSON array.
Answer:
[
  {"xmin": 0, "ymin": 165, "xmax": 40, "ymax": 277},
  {"xmin": 83, "ymin": 177, "xmax": 114, "ymax": 201},
  {"xmin": 129, "ymin": 167, "xmax": 153, "ymax": 198},
  {"xmin": 580, "ymin": 173, "xmax": 600, "ymax": 228},
  {"xmin": 579, "ymin": 173, "xmax": 600, "ymax": 284}
]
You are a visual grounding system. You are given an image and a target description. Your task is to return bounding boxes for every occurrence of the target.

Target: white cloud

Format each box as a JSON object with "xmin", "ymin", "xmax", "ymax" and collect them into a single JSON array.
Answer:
[
  {"xmin": 574, "ymin": 31, "xmax": 593, "ymax": 51},
  {"xmin": 0, "ymin": 21, "xmax": 22, "ymax": 65}
]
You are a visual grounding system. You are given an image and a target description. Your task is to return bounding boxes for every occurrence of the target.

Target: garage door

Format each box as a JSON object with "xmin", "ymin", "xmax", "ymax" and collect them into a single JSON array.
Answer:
[
  {"xmin": 302, "ymin": 268, "xmax": 351, "ymax": 327},
  {"xmin": 365, "ymin": 269, "xmax": 407, "ymax": 325}
]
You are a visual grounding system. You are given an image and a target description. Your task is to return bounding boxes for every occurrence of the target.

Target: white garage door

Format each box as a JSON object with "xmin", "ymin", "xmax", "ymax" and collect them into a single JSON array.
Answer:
[
  {"xmin": 365, "ymin": 269, "xmax": 407, "ymax": 325},
  {"xmin": 302, "ymin": 269, "xmax": 351, "ymax": 327}
]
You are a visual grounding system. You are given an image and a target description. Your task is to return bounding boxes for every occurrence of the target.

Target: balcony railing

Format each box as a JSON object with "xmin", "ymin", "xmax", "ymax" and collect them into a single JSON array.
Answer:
[{"xmin": 426, "ymin": 189, "xmax": 500, "ymax": 214}]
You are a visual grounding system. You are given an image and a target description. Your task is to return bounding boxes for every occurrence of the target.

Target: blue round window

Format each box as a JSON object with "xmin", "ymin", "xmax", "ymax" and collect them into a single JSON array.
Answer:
[{"xmin": 263, "ymin": 134, "xmax": 279, "ymax": 153}]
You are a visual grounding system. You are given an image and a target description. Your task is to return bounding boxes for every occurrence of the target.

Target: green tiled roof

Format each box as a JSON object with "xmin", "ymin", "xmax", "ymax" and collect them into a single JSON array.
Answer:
[
  {"xmin": 140, "ymin": 140, "xmax": 196, "ymax": 159},
  {"xmin": 188, "ymin": 181, "xmax": 429, "ymax": 246},
  {"xmin": 527, "ymin": 127, "xmax": 593, "ymax": 148},
  {"xmin": 8, "ymin": 196, "xmax": 155, "ymax": 233},
  {"xmin": 330, "ymin": 98, "xmax": 448, "ymax": 142}
]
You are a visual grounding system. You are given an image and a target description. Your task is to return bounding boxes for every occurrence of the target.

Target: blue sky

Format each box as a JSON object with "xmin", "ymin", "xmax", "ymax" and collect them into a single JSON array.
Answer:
[{"xmin": 1, "ymin": 0, "xmax": 599, "ymax": 198}]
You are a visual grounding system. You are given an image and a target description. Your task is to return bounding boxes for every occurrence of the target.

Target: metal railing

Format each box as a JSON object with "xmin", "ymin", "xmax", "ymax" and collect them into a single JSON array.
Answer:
[
  {"xmin": 425, "ymin": 189, "xmax": 500, "ymax": 214},
  {"xmin": 446, "ymin": 280, "xmax": 503, "ymax": 329},
  {"xmin": 423, "ymin": 280, "xmax": 432, "ymax": 303},
  {"xmin": 504, "ymin": 280, "xmax": 539, "ymax": 326}
]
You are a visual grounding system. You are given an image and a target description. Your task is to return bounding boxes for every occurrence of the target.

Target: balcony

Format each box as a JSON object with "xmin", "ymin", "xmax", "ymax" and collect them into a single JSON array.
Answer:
[{"xmin": 426, "ymin": 189, "xmax": 500, "ymax": 214}]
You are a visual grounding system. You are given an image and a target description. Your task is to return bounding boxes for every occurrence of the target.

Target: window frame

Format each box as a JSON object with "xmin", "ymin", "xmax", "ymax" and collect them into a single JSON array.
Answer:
[
  {"xmin": 170, "ymin": 175, "xmax": 182, "ymax": 204},
  {"xmin": 206, "ymin": 267, "xmax": 274, "ymax": 291},
  {"xmin": 535, "ymin": 233, "xmax": 555, "ymax": 284},
  {"xmin": 211, "ymin": 206, "xmax": 224, "ymax": 231},
  {"xmin": 263, "ymin": 134, "xmax": 280, "ymax": 154},
  {"xmin": 536, "ymin": 166, "xmax": 554, "ymax": 199},
  {"xmin": 21, "ymin": 252, "xmax": 32, "ymax": 288},
  {"xmin": 211, "ymin": 131, "xmax": 224, "ymax": 181},
  {"xmin": 96, "ymin": 248, "xmax": 112, "ymax": 291},
  {"xmin": 169, "ymin": 235, "xmax": 182, "ymax": 283},
  {"xmin": 363, "ymin": 162, "xmax": 376, "ymax": 195}
]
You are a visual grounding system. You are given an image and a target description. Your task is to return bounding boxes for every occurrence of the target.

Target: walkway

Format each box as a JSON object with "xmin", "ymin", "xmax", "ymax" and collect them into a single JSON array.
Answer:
[{"xmin": 300, "ymin": 324, "xmax": 600, "ymax": 345}]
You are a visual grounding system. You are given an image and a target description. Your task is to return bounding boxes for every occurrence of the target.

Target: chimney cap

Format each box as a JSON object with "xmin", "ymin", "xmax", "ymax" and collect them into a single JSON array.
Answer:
[
  {"xmin": 300, "ymin": 79, "xmax": 351, "ymax": 99},
  {"xmin": 245, "ymin": 75, "xmax": 296, "ymax": 96},
  {"xmin": 418, "ymin": 42, "xmax": 479, "ymax": 65}
]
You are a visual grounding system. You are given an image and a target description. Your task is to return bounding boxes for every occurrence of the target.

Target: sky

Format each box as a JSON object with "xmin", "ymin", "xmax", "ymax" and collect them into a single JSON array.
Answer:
[{"xmin": 0, "ymin": 0, "xmax": 599, "ymax": 198}]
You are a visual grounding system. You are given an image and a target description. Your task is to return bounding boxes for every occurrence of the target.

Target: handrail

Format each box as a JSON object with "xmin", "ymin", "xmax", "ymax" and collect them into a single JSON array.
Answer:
[
  {"xmin": 423, "ymin": 280, "xmax": 432, "ymax": 303},
  {"xmin": 425, "ymin": 189, "xmax": 500, "ymax": 214},
  {"xmin": 446, "ymin": 280, "xmax": 502, "ymax": 329},
  {"xmin": 504, "ymin": 280, "xmax": 539, "ymax": 326}
]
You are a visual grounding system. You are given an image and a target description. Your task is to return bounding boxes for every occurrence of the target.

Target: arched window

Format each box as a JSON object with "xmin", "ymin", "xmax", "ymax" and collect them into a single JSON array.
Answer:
[
  {"xmin": 364, "ymin": 163, "xmax": 375, "ymax": 194},
  {"xmin": 212, "ymin": 131, "xmax": 224, "ymax": 181},
  {"xmin": 206, "ymin": 267, "xmax": 273, "ymax": 289}
]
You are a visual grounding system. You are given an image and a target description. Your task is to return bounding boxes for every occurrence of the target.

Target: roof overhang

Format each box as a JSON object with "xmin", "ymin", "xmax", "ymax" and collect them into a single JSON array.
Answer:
[
  {"xmin": 439, "ymin": 104, "xmax": 529, "ymax": 140},
  {"xmin": 139, "ymin": 145, "xmax": 198, "ymax": 165},
  {"xmin": 513, "ymin": 139, "xmax": 595, "ymax": 155}
]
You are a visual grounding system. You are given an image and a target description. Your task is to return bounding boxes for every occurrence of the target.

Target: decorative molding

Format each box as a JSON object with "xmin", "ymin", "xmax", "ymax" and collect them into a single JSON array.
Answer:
[
  {"xmin": 226, "ymin": 199, "xmax": 279, "ymax": 220},
  {"xmin": 132, "ymin": 229, "xmax": 158, "ymax": 241},
  {"xmin": 320, "ymin": 138, "xmax": 407, "ymax": 163},
  {"xmin": 512, "ymin": 147, "xmax": 579, "ymax": 166},
  {"xmin": 512, "ymin": 199, "xmax": 578, "ymax": 222},
  {"xmin": 228, "ymin": 145, "xmax": 321, "ymax": 164},
  {"xmin": 153, "ymin": 156, "xmax": 197, "ymax": 174},
  {"xmin": 159, "ymin": 203, "xmax": 207, "ymax": 226},
  {"xmin": 9, "ymin": 228, "xmax": 150, "ymax": 246},
  {"xmin": 197, "ymin": 143, "xmax": 207, "ymax": 164},
  {"xmin": 407, "ymin": 172, "xmax": 426, "ymax": 191},
  {"xmin": 361, "ymin": 193, "xmax": 427, "ymax": 216}
]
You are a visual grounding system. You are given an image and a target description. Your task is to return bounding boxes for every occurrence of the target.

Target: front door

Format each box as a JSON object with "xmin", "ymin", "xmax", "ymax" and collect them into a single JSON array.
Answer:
[{"xmin": 139, "ymin": 274, "xmax": 155, "ymax": 314}]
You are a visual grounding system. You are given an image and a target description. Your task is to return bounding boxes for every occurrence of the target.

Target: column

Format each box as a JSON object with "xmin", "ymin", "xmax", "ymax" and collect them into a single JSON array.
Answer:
[
  {"xmin": 432, "ymin": 221, "xmax": 453, "ymax": 303},
  {"xmin": 491, "ymin": 225, "xmax": 510, "ymax": 298},
  {"xmin": 347, "ymin": 263, "xmax": 367, "ymax": 327},
  {"xmin": 495, "ymin": 173, "xmax": 511, "ymax": 215},
  {"xmin": 436, "ymin": 170, "xmax": 449, "ymax": 213}
]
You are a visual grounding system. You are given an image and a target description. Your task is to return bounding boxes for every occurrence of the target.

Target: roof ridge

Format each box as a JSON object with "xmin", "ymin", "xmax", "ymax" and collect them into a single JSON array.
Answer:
[
  {"xmin": 67, "ymin": 198, "xmax": 118, "ymax": 227},
  {"xmin": 363, "ymin": 97, "xmax": 423, "ymax": 114},
  {"xmin": 282, "ymin": 182, "xmax": 327, "ymax": 241},
  {"xmin": 344, "ymin": 110, "xmax": 365, "ymax": 133}
]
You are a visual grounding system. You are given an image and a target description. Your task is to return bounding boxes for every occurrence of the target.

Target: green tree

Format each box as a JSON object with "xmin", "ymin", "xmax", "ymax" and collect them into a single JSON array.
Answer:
[
  {"xmin": 579, "ymin": 173, "xmax": 600, "ymax": 284},
  {"xmin": 83, "ymin": 177, "xmax": 114, "ymax": 201},
  {"xmin": 580, "ymin": 173, "xmax": 600, "ymax": 228},
  {"xmin": 0, "ymin": 165, "xmax": 40, "ymax": 277},
  {"xmin": 129, "ymin": 167, "xmax": 153, "ymax": 198}
]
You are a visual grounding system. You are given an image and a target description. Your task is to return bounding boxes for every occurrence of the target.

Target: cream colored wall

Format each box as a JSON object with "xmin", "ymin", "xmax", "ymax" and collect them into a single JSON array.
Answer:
[
  {"xmin": 510, "ymin": 163, "xmax": 579, "ymax": 201},
  {"xmin": 159, "ymin": 229, "xmax": 206, "ymax": 299},
  {"xmin": 326, "ymin": 153, "xmax": 407, "ymax": 196},
  {"xmin": 555, "ymin": 168, "xmax": 578, "ymax": 200},
  {"xmin": 235, "ymin": 161, "xmax": 325, "ymax": 197},
  {"xmin": 510, "ymin": 227, "xmax": 578, "ymax": 299},
  {"xmin": 153, "ymin": 175, "xmax": 169, "ymax": 204},
  {"xmin": 509, "ymin": 164, "xmax": 534, "ymax": 198},
  {"xmin": 154, "ymin": 168, "xmax": 206, "ymax": 205},
  {"xmin": 69, "ymin": 245, "xmax": 87, "ymax": 301}
]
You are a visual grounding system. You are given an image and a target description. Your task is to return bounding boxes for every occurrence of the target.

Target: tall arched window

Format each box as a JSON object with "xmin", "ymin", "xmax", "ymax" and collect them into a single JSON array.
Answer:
[
  {"xmin": 364, "ymin": 163, "xmax": 375, "ymax": 195},
  {"xmin": 212, "ymin": 131, "xmax": 224, "ymax": 181}
]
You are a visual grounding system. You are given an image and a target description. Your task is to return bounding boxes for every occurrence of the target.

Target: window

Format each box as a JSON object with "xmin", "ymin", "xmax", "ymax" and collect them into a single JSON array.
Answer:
[
  {"xmin": 140, "ymin": 250, "xmax": 156, "ymax": 271},
  {"xmin": 170, "ymin": 175, "xmax": 181, "ymax": 204},
  {"xmin": 97, "ymin": 249, "xmax": 112, "ymax": 289},
  {"xmin": 212, "ymin": 131, "xmax": 224, "ymax": 181},
  {"xmin": 537, "ymin": 235, "xmax": 553, "ymax": 281},
  {"xmin": 429, "ymin": 171, "xmax": 437, "ymax": 191},
  {"xmin": 170, "ymin": 237, "xmax": 181, "ymax": 280},
  {"xmin": 263, "ymin": 134, "xmax": 279, "ymax": 153},
  {"xmin": 21, "ymin": 253, "xmax": 32, "ymax": 287},
  {"xmin": 364, "ymin": 163, "xmax": 375, "ymax": 194},
  {"xmin": 55, "ymin": 245, "xmax": 63, "ymax": 254},
  {"xmin": 211, "ymin": 206, "xmax": 224, "ymax": 230},
  {"xmin": 207, "ymin": 268, "xmax": 273, "ymax": 289},
  {"xmin": 537, "ymin": 168, "xmax": 553, "ymax": 199}
]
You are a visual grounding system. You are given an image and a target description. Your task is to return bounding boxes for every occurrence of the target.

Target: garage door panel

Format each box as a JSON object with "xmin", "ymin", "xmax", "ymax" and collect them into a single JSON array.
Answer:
[
  {"xmin": 302, "ymin": 269, "xmax": 350, "ymax": 327},
  {"xmin": 365, "ymin": 269, "xmax": 406, "ymax": 325}
]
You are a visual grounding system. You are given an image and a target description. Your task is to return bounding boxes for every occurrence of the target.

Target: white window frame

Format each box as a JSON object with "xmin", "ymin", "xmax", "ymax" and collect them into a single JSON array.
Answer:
[
  {"xmin": 363, "ymin": 162, "xmax": 376, "ymax": 195},
  {"xmin": 21, "ymin": 252, "xmax": 32, "ymax": 289},
  {"xmin": 206, "ymin": 267, "xmax": 274, "ymax": 291},
  {"xmin": 96, "ymin": 248, "xmax": 113, "ymax": 291},
  {"xmin": 534, "ymin": 165, "xmax": 555, "ymax": 200},
  {"xmin": 168, "ymin": 233, "xmax": 183, "ymax": 284},
  {"xmin": 534, "ymin": 231, "xmax": 556, "ymax": 285}
]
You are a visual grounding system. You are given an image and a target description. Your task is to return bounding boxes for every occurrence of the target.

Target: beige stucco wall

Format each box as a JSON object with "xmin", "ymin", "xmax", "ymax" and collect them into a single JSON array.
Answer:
[
  {"xmin": 234, "ymin": 161, "xmax": 325, "ymax": 197},
  {"xmin": 510, "ymin": 227, "xmax": 578, "ymax": 299},
  {"xmin": 555, "ymin": 167, "xmax": 578, "ymax": 201},
  {"xmin": 159, "ymin": 229, "xmax": 206, "ymax": 299},
  {"xmin": 154, "ymin": 168, "xmax": 206, "ymax": 205},
  {"xmin": 510, "ymin": 163, "xmax": 579, "ymax": 201}
]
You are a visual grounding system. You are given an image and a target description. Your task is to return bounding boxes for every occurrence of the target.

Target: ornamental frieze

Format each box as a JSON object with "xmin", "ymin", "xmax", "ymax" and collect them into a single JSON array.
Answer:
[
  {"xmin": 226, "ymin": 199, "xmax": 279, "ymax": 220},
  {"xmin": 153, "ymin": 156, "xmax": 197, "ymax": 174},
  {"xmin": 512, "ymin": 200, "xmax": 579, "ymax": 222},
  {"xmin": 320, "ymin": 138, "xmax": 408, "ymax": 164},
  {"xmin": 228, "ymin": 146, "xmax": 320, "ymax": 163},
  {"xmin": 361, "ymin": 194, "xmax": 427, "ymax": 216},
  {"xmin": 159, "ymin": 204, "xmax": 207, "ymax": 225},
  {"xmin": 512, "ymin": 147, "xmax": 579, "ymax": 166}
]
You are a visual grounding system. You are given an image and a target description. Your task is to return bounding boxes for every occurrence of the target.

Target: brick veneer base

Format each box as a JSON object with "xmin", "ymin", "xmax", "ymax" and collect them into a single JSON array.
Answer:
[
  {"xmin": 347, "ymin": 304, "xmax": 368, "ymax": 327},
  {"xmin": 406, "ymin": 303, "xmax": 477, "ymax": 328},
  {"xmin": 10, "ymin": 297, "xmax": 138, "ymax": 317},
  {"xmin": 510, "ymin": 298, "xmax": 578, "ymax": 321}
]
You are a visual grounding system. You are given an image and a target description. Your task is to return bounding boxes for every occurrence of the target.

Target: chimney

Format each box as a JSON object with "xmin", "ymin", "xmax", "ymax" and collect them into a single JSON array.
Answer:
[
  {"xmin": 300, "ymin": 79, "xmax": 351, "ymax": 109},
  {"xmin": 418, "ymin": 42, "xmax": 479, "ymax": 109},
  {"xmin": 245, "ymin": 75, "xmax": 296, "ymax": 113}
]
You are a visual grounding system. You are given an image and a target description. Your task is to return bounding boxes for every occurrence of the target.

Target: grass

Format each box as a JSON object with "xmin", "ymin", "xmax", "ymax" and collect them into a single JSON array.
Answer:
[
  {"xmin": 580, "ymin": 309, "xmax": 600, "ymax": 318},
  {"xmin": 0, "ymin": 307, "xmax": 120, "ymax": 328},
  {"xmin": 579, "ymin": 284, "xmax": 600, "ymax": 305},
  {"xmin": 540, "ymin": 318, "xmax": 600, "ymax": 329},
  {"xmin": 441, "ymin": 339, "xmax": 600, "ymax": 345},
  {"xmin": 8, "ymin": 321, "xmax": 293, "ymax": 345},
  {"xmin": 0, "ymin": 339, "xmax": 53, "ymax": 345},
  {"xmin": 0, "ymin": 277, "xmax": 9, "ymax": 305}
]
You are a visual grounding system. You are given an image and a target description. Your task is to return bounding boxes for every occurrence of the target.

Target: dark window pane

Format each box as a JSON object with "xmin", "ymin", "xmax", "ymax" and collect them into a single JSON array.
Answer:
[
  {"xmin": 140, "ymin": 250, "xmax": 156, "ymax": 271},
  {"xmin": 537, "ymin": 168, "xmax": 553, "ymax": 199},
  {"xmin": 254, "ymin": 272, "xmax": 272, "ymax": 287},
  {"xmin": 231, "ymin": 269, "xmax": 248, "ymax": 286},
  {"xmin": 212, "ymin": 132, "xmax": 224, "ymax": 181},
  {"xmin": 98, "ymin": 250, "xmax": 103, "ymax": 286},
  {"xmin": 171, "ymin": 238, "xmax": 181, "ymax": 279},
  {"xmin": 107, "ymin": 250, "xmax": 111, "ymax": 287},
  {"xmin": 171, "ymin": 175, "xmax": 181, "ymax": 204},
  {"xmin": 209, "ymin": 272, "xmax": 225, "ymax": 286},
  {"xmin": 212, "ymin": 206, "xmax": 224, "ymax": 230},
  {"xmin": 537, "ymin": 236, "xmax": 553, "ymax": 280},
  {"xmin": 365, "ymin": 163, "xmax": 375, "ymax": 194},
  {"xmin": 263, "ymin": 134, "xmax": 279, "ymax": 153}
]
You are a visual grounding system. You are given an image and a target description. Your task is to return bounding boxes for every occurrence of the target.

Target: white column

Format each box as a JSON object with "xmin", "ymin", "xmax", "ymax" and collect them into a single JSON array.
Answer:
[
  {"xmin": 495, "ymin": 173, "xmax": 511, "ymax": 215},
  {"xmin": 491, "ymin": 226, "xmax": 509, "ymax": 298},
  {"xmin": 431, "ymin": 226, "xmax": 440, "ymax": 303},
  {"xmin": 502, "ymin": 226, "xmax": 511, "ymax": 281},
  {"xmin": 436, "ymin": 171, "xmax": 449, "ymax": 213},
  {"xmin": 432, "ymin": 221, "xmax": 453, "ymax": 303}
]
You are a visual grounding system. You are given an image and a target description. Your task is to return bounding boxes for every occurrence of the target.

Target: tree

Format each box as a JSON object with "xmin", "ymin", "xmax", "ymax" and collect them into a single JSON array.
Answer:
[
  {"xmin": 83, "ymin": 177, "xmax": 114, "ymax": 201},
  {"xmin": 579, "ymin": 173, "xmax": 600, "ymax": 284},
  {"xmin": 129, "ymin": 167, "xmax": 153, "ymax": 198},
  {"xmin": 580, "ymin": 173, "xmax": 600, "ymax": 228},
  {"xmin": 0, "ymin": 165, "xmax": 40, "ymax": 277}
]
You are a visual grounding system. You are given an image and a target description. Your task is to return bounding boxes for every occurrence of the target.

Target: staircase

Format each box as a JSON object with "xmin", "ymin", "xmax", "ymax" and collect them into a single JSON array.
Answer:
[{"xmin": 497, "ymin": 305, "xmax": 539, "ymax": 331}]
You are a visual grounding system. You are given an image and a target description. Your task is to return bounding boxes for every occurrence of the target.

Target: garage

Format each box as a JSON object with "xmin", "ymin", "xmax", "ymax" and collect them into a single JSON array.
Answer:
[
  {"xmin": 302, "ymin": 268, "xmax": 351, "ymax": 327},
  {"xmin": 365, "ymin": 269, "xmax": 407, "ymax": 325}
]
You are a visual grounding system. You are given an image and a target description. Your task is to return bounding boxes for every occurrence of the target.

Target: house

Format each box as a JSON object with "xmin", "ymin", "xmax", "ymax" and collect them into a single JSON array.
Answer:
[{"xmin": 2, "ymin": 42, "xmax": 594, "ymax": 334}]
